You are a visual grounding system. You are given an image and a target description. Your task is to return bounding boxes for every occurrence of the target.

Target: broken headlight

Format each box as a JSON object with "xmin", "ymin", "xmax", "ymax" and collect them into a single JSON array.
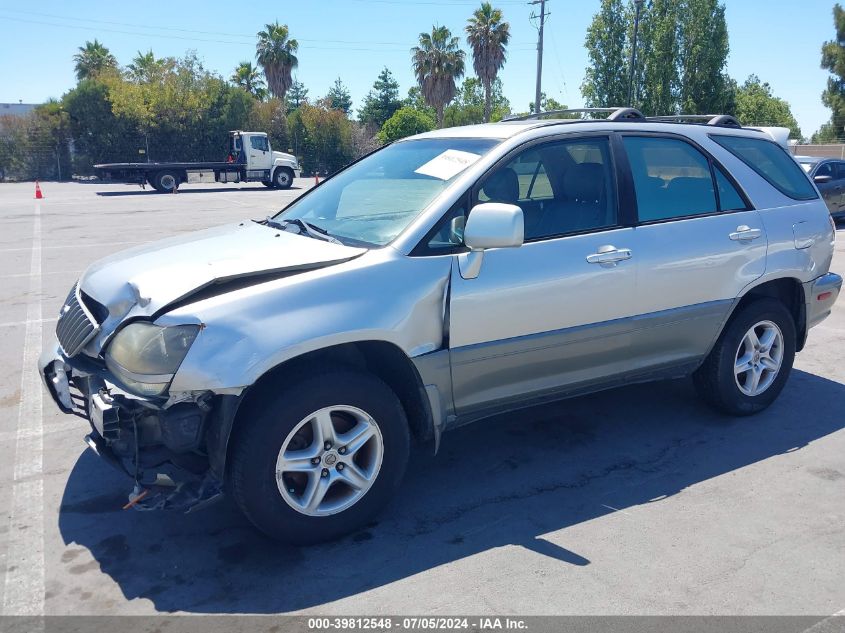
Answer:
[{"xmin": 104, "ymin": 322, "xmax": 200, "ymax": 397}]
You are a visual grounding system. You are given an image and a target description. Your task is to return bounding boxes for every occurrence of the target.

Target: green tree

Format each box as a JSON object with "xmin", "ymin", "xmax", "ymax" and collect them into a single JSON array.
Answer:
[
  {"xmin": 127, "ymin": 50, "xmax": 171, "ymax": 83},
  {"xmin": 377, "ymin": 106, "xmax": 436, "ymax": 143},
  {"xmin": 62, "ymin": 79, "xmax": 141, "ymax": 172},
  {"xmin": 677, "ymin": 0, "xmax": 732, "ymax": 114},
  {"xmin": 820, "ymin": 4, "xmax": 845, "ymax": 143},
  {"xmin": 256, "ymin": 22, "xmax": 299, "ymax": 108},
  {"xmin": 445, "ymin": 77, "xmax": 510, "ymax": 126},
  {"xmin": 404, "ymin": 86, "xmax": 436, "ymax": 118},
  {"xmin": 636, "ymin": 0, "xmax": 680, "ymax": 115},
  {"xmin": 288, "ymin": 100, "xmax": 354, "ymax": 174},
  {"xmin": 73, "ymin": 39, "xmax": 117, "ymax": 81},
  {"xmin": 527, "ymin": 92, "xmax": 572, "ymax": 115},
  {"xmin": 465, "ymin": 2, "xmax": 511, "ymax": 123},
  {"xmin": 734, "ymin": 75, "xmax": 802, "ymax": 139},
  {"xmin": 358, "ymin": 67, "xmax": 402, "ymax": 128},
  {"xmin": 582, "ymin": 0, "xmax": 629, "ymax": 108},
  {"xmin": 581, "ymin": 0, "xmax": 628, "ymax": 108},
  {"xmin": 285, "ymin": 78, "xmax": 309, "ymax": 112},
  {"xmin": 231, "ymin": 61, "xmax": 267, "ymax": 100},
  {"xmin": 326, "ymin": 77, "xmax": 353, "ymax": 114},
  {"xmin": 412, "ymin": 26, "xmax": 466, "ymax": 128}
]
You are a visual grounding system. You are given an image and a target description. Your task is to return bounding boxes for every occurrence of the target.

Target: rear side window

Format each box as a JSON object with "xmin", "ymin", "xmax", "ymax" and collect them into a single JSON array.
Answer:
[
  {"xmin": 622, "ymin": 136, "xmax": 718, "ymax": 221},
  {"xmin": 710, "ymin": 135, "xmax": 817, "ymax": 200},
  {"xmin": 715, "ymin": 168, "xmax": 748, "ymax": 211}
]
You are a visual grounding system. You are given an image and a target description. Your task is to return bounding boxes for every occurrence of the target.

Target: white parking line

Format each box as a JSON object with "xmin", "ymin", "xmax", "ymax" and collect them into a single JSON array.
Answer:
[
  {"xmin": 0, "ymin": 270, "xmax": 82, "ymax": 280},
  {"xmin": 0, "ymin": 318, "xmax": 56, "ymax": 329},
  {"xmin": 2, "ymin": 202, "xmax": 45, "ymax": 616},
  {"xmin": 0, "ymin": 240, "xmax": 142, "ymax": 253}
]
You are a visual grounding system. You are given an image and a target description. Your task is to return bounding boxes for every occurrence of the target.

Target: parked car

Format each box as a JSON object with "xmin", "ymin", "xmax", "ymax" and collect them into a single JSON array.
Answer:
[
  {"xmin": 40, "ymin": 109, "xmax": 841, "ymax": 544},
  {"xmin": 795, "ymin": 155, "xmax": 845, "ymax": 219}
]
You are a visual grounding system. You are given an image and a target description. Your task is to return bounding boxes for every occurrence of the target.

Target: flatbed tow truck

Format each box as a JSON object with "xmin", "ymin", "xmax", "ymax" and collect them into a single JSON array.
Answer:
[{"xmin": 94, "ymin": 130, "xmax": 300, "ymax": 193}]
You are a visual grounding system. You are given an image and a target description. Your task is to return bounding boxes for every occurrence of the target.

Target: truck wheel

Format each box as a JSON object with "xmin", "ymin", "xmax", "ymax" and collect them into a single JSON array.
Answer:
[
  {"xmin": 273, "ymin": 167, "xmax": 294, "ymax": 189},
  {"xmin": 261, "ymin": 181, "xmax": 274, "ymax": 188},
  {"xmin": 693, "ymin": 298, "xmax": 796, "ymax": 416},
  {"xmin": 153, "ymin": 171, "xmax": 179, "ymax": 193},
  {"xmin": 229, "ymin": 370, "xmax": 410, "ymax": 544}
]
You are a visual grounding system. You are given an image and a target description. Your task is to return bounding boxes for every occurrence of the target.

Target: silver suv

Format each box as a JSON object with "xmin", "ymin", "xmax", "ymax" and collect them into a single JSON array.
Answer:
[{"xmin": 40, "ymin": 109, "xmax": 841, "ymax": 543}]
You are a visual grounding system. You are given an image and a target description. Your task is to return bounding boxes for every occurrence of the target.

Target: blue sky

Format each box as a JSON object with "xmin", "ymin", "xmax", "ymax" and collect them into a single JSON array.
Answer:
[{"xmin": 0, "ymin": 0, "xmax": 836, "ymax": 137}]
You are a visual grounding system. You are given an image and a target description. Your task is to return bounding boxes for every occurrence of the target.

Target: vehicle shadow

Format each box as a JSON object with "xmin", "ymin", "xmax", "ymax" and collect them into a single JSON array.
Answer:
[
  {"xmin": 94, "ymin": 186, "xmax": 305, "ymax": 197},
  {"xmin": 57, "ymin": 369, "xmax": 845, "ymax": 613}
]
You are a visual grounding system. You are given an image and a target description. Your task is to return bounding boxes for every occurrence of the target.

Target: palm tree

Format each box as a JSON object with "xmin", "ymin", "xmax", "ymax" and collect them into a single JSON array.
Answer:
[
  {"xmin": 412, "ymin": 26, "xmax": 466, "ymax": 128},
  {"xmin": 466, "ymin": 3, "xmax": 510, "ymax": 123},
  {"xmin": 127, "ymin": 50, "xmax": 165, "ymax": 82},
  {"xmin": 232, "ymin": 61, "xmax": 267, "ymax": 100},
  {"xmin": 256, "ymin": 22, "xmax": 299, "ymax": 109},
  {"xmin": 72, "ymin": 39, "xmax": 117, "ymax": 81}
]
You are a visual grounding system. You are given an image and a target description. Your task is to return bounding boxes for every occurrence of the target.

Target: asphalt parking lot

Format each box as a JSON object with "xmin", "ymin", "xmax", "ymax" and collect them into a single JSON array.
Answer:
[{"xmin": 0, "ymin": 180, "xmax": 843, "ymax": 617}]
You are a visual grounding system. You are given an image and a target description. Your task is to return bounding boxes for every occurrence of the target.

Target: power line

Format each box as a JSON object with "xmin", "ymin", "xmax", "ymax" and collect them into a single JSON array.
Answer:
[{"xmin": 0, "ymin": 10, "xmax": 537, "ymax": 51}]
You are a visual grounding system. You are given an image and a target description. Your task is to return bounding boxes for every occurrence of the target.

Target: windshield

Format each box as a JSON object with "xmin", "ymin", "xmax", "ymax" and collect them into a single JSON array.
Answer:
[{"xmin": 274, "ymin": 138, "xmax": 500, "ymax": 246}]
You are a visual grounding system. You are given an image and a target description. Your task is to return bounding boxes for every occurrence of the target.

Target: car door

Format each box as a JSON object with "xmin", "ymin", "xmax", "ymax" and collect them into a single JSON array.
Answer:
[
  {"xmin": 813, "ymin": 162, "xmax": 839, "ymax": 213},
  {"xmin": 248, "ymin": 135, "xmax": 272, "ymax": 172},
  {"xmin": 619, "ymin": 134, "xmax": 767, "ymax": 369},
  {"xmin": 832, "ymin": 162, "xmax": 845, "ymax": 212},
  {"xmin": 447, "ymin": 135, "xmax": 638, "ymax": 416}
]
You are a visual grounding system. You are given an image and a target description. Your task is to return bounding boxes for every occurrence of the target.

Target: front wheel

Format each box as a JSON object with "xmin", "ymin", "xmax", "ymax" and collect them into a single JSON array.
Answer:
[
  {"xmin": 273, "ymin": 167, "xmax": 294, "ymax": 189},
  {"xmin": 228, "ymin": 370, "xmax": 410, "ymax": 544},
  {"xmin": 693, "ymin": 298, "xmax": 796, "ymax": 416}
]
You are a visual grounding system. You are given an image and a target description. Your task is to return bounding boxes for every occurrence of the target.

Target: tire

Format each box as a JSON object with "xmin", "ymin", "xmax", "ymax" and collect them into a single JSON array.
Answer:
[
  {"xmin": 273, "ymin": 167, "xmax": 294, "ymax": 189},
  {"xmin": 261, "ymin": 181, "xmax": 274, "ymax": 188},
  {"xmin": 229, "ymin": 370, "xmax": 410, "ymax": 544},
  {"xmin": 153, "ymin": 170, "xmax": 179, "ymax": 193},
  {"xmin": 693, "ymin": 298, "xmax": 796, "ymax": 416}
]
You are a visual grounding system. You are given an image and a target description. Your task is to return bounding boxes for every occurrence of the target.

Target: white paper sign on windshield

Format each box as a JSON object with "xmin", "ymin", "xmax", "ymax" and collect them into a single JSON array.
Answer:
[{"xmin": 414, "ymin": 149, "xmax": 482, "ymax": 180}]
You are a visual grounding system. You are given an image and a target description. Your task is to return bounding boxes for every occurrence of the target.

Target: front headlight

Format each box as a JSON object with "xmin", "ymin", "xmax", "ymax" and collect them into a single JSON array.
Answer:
[{"xmin": 105, "ymin": 322, "xmax": 200, "ymax": 396}]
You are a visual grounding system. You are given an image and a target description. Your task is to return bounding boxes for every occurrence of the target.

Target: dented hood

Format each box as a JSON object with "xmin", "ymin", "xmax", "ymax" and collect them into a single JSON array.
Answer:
[{"xmin": 80, "ymin": 221, "xmax": 366, "ymax": 321}]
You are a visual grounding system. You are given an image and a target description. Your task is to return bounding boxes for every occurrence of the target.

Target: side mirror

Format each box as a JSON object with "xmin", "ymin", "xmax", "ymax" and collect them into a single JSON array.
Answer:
[
  {"xmin": 459, "ymin": 203, "xmax": 524, "ymax": 279},
  {"xmin": 814, "ymin": 174, "xmax": 833, "ymax": 184}
]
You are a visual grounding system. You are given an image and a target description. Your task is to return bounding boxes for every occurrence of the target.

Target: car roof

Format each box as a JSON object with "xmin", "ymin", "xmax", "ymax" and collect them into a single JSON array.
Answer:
[
  {"xmin": 794, "ymin": 155, "xmax": 823, "ymax": 163},
  {"xmin": 410, "ymin": 119, "xmax": 775, "ymax": 143}
]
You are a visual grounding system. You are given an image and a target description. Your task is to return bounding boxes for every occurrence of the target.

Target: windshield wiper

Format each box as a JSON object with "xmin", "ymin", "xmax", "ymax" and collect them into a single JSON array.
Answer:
[{"xmin": 257, "ymin": 217, "xmax": 342, "ymax": 245}]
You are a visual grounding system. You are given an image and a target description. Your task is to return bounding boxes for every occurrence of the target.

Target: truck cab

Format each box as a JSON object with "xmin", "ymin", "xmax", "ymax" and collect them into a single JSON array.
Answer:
[{"xmin": 227, "ymin": 131, "xmax": 299, "ymax": 188}]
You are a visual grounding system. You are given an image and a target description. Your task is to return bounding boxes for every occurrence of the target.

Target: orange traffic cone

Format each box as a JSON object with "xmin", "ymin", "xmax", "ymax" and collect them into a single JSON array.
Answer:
[{"xmin": 34, "ymin": 181, "xmax": 44, "ymax": 200}]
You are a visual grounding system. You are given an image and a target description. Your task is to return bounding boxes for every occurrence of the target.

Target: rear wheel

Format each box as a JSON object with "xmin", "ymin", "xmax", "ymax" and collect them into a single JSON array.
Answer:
[
  {"xmin": 693, "ymin": 298, "xmax": 796, "ymax": 416},
  {"xmin": 152, "ymin": 170, "xmax": 179, "ymax": 193},
  {"xmin": 273, "ymin": 167, "xmax": 294, "ymax": 189},
  {"xmin": 229, "ymin": 370, "xmax": 410, "ymax": 544}
]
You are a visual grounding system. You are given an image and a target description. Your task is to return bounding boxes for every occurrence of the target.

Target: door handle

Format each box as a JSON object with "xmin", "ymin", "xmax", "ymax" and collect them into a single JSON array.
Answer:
[
  {"xmin": 586, "ymin": 246, "xmax": 632, "ymax": 266},
  {"xmin": 729, "ymin": 225, "xmax": 762, "ymax": 241}
]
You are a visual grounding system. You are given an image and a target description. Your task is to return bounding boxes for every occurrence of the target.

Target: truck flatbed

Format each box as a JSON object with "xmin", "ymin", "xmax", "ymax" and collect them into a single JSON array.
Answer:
[{"xmin": 92, "ymin": 131, "xmax": 300, "ymax": 192}]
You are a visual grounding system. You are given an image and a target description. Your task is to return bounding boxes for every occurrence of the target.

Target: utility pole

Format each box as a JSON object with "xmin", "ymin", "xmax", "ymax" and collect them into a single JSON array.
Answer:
[
  {"xmin": 530, "ymin": 0, "xmax": 549, "ymax": 114},
  {"xmin": 627, "ymin": 0, "xmax": 645, "ymax": 107}
]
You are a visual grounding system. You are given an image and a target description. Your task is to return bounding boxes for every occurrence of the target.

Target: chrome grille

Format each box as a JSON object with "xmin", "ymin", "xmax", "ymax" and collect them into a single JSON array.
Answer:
[{"xmin": 56, "ymin": 284, "xmax": 99, "ymax": 357}]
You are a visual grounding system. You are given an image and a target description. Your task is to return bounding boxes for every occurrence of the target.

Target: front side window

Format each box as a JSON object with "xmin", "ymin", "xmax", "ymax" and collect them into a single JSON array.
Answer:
[
  {"xmin": 623, "ymin": 136, "xmax": 718, "ymax": 222},
  {"xmin": 475, "ymin": 136, "xmax": 617, "ymax": 240},
  {"xmin": 710, "ymin": 134, "xmax": 817, "ymax": 200},
  {"xmin": 275, "ymin": 138, "xmax": 499, "ymax": 246},
  {"xmin": 250, "ymin": 136, "xmax": 269, "ymax": 152}
]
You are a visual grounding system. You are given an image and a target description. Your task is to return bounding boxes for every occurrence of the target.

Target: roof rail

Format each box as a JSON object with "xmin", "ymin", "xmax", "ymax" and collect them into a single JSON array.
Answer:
[
  {"xmin": 505, "ymin": 107, "xmax": 646, "ymax": 122},
  {"xmin": 645, "ymin": 114, "xmax": 742, "ymax": 128}
]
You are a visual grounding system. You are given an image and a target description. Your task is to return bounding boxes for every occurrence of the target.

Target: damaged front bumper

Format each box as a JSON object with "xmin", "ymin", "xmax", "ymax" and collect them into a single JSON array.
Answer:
[{"xmin": 39, "ymin": 338, "xmax": 240, "ymax": 512}]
